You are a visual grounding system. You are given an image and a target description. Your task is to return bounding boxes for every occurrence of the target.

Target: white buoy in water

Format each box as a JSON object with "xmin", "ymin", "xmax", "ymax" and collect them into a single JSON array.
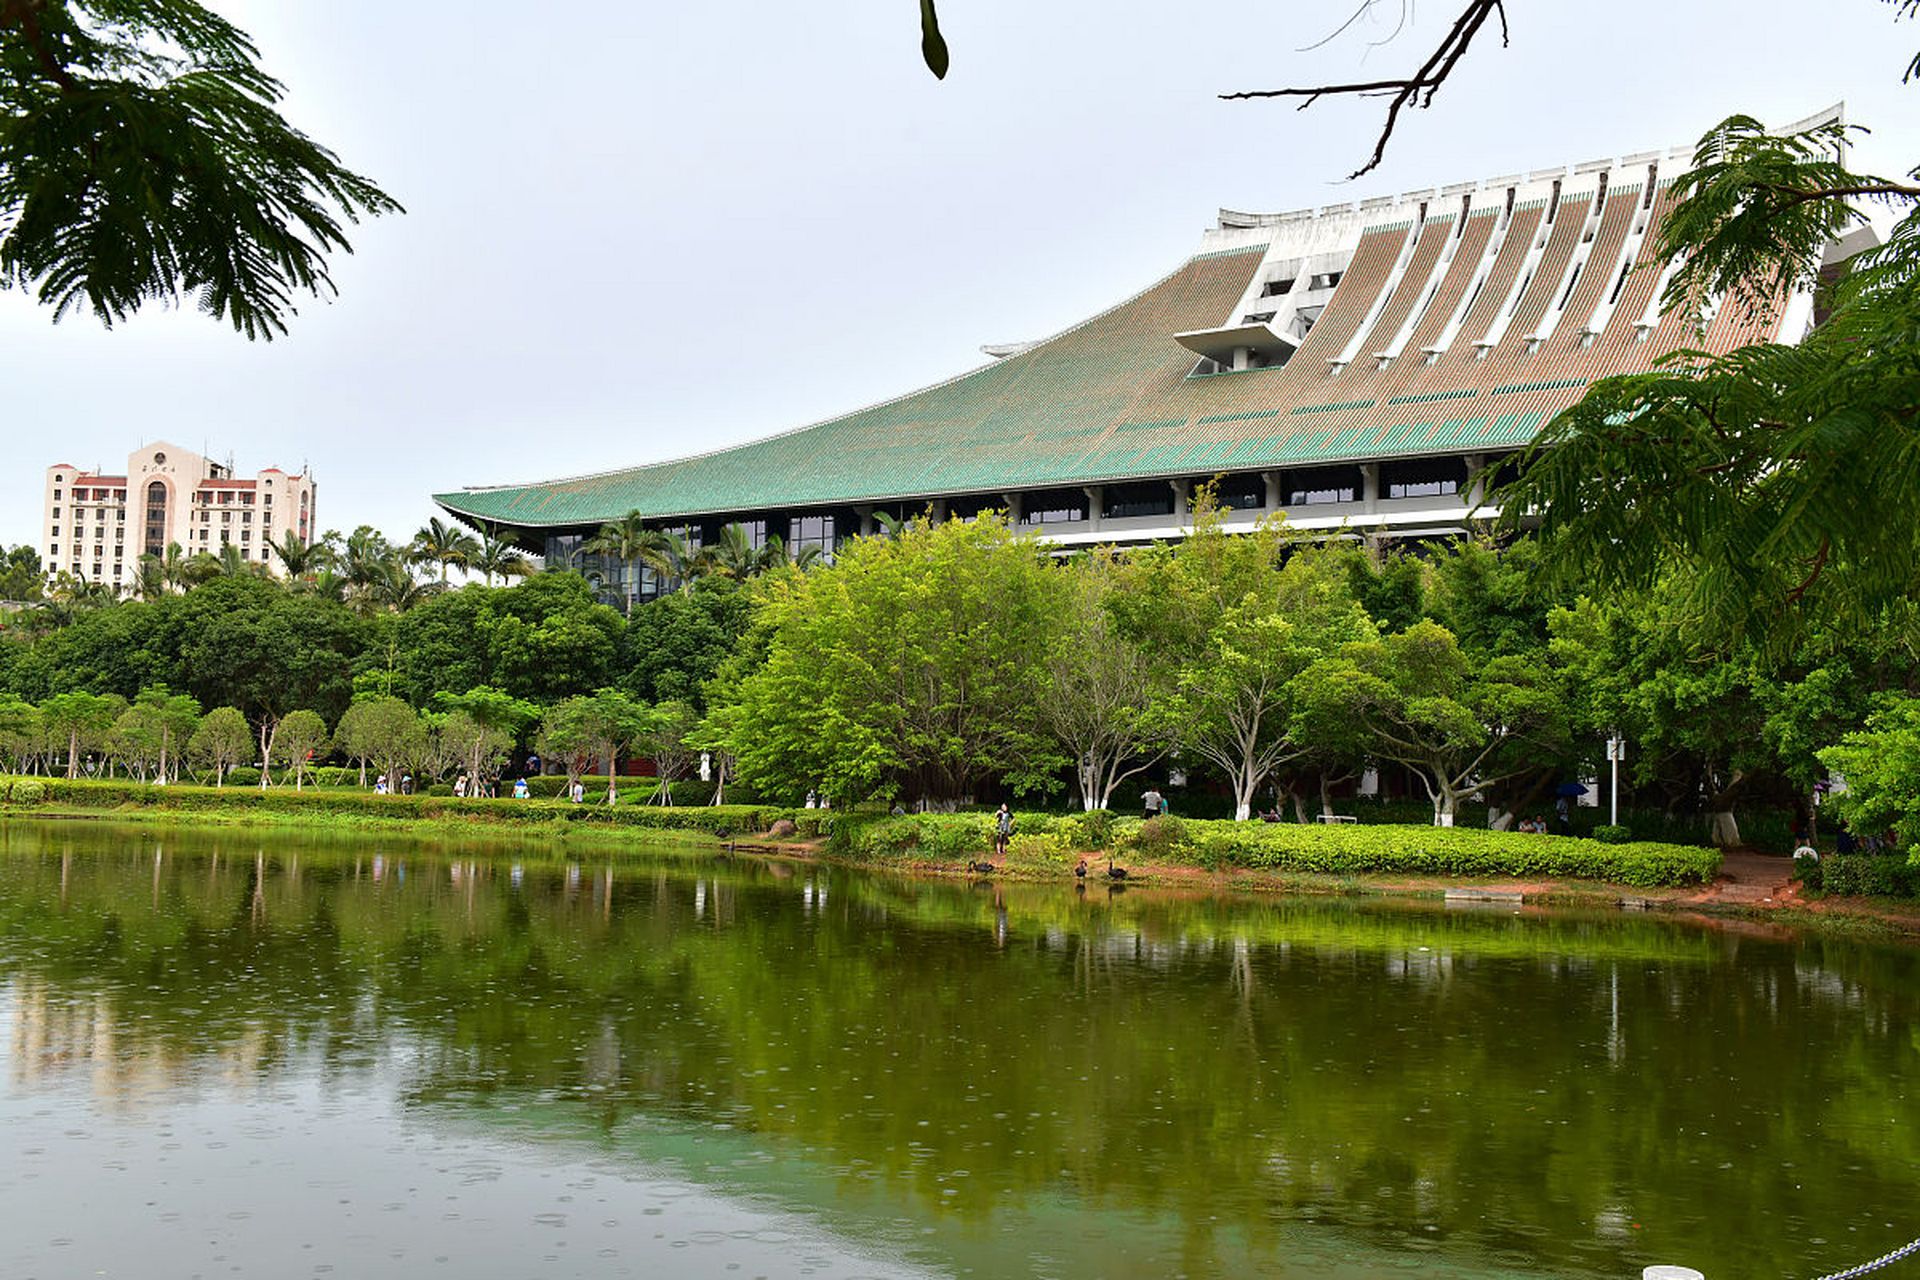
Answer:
[{"xmin": 1643, "ymin": 1268, "xmax": 1705, "ymax": 1280}]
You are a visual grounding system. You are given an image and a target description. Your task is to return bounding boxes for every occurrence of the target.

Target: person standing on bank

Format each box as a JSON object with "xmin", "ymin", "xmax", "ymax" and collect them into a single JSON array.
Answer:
[
  {"xmin": 994, "ymin": 803, "xmax": 1013, "ymax": 858},
  {"xmin": 1142, "ymin": 786, "xmax": 1162, "ymax": 822}
]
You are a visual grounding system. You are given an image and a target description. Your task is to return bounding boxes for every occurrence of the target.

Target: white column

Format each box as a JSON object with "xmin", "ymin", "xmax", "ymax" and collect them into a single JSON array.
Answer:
[{"xmin": 1083, "ymin": 486, "xmax": 1104, "ymax": 532}]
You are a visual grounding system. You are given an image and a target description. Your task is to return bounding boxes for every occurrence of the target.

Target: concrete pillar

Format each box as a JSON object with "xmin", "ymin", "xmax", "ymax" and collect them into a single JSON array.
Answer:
[
  {"xmin": 1001, "ymin": 492, "xmax": 1024, "ymax": 525},
  {"xmin": 931, "ymin": 498, "xmax": 949, "ymax": 522},
  {"xmin": 1232, "ymin": 345, "xmax": 1250, "ymax": 372},
  {"xmin": 1264, "ymin": 470, "xmax": 1283, "ymax": 510},
  {"xmin": 1169, "ymin": 479, "xmax": 1190, "ymax": 520},
  {"xmin": 1361, "ymin": 463, "xmax": 1380, "ymax": 513},
  {"xmin": 1464, "ymin": 452, "xmax": 1486, "ymax": 509},
  {"xmin": 1083, "ymin": 486, "xmax": 1104, "ymax": 532},
  {"xmin": 854, "ymin": 505, "xmax": 874, "ymax": 537}
]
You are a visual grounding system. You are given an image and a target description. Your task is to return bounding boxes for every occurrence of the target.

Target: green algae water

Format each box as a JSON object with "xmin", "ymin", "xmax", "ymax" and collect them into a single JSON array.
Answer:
[{"xmin": 0, "ymin": 822, "xmax": 1915, "ymax": 1280}]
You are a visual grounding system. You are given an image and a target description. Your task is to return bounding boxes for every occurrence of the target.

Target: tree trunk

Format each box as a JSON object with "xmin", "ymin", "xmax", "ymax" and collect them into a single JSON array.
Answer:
[
  {"xmin": 1318, "ymin": 772, "xmax": 1336, "ymax": 819},
  {"xmin": 1708, "ymin": 810, "xmax": 1742, "ymax": 847},
  {"xmin": 1232, "ymin": 762, "xmax": 1257, "ymax": 822},
  {"xmin": 67, "ymin": 730, "xmax": 79, "ymax": 780},
  {"xmin": 257, "ymin": 718, "xmax": 278, "ymax": 790}
]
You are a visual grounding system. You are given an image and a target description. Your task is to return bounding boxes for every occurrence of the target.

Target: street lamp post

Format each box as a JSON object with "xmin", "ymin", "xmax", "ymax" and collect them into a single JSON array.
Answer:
[{"xmin": 1606, "ymin": 734, "xmax": 1626, "ymax": 826}]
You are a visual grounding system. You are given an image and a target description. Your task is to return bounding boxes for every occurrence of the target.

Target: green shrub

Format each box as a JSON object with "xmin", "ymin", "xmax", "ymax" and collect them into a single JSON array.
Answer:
[
  {"xmin": 1129, "ymin": 815, "xmax": 1188, "ymax": 858},
  {"xmin": 1793, "ymin": 852, "xmax": 1824, "ymax": 891},
  {"xmin": 425, "ymin": 783, "xmax": 454, "ymax": 797},
  {"xmin": 1112, "ymin": 816, "xmax": 1718, "ymax": 887},
  {"xmin": 310, "ymin": 766, "xmax": 360, "ymax": 788},
  {"xmin": 5, "ymin": 778, "xmax": 46, "ymax": 805},
  {"xmin": 1820, "ymin": 854, "xmax": 1918, "ymax": 899},
  {"xmin": 1592, "ymin": 825, "xmax": 1632, "ymax": 844},
  {"xmin": 222, "ymin": 767, "xmax": 262, "ymax": 788}
]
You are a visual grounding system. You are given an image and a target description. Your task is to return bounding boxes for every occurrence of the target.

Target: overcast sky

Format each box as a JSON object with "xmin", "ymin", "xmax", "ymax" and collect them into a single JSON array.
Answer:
[{"xmin": 3, "ymin": 1, "xmax": 1911, "ymax": 551}]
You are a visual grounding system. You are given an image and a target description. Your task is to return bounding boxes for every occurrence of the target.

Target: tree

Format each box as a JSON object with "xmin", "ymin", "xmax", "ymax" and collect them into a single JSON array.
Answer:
[
  {"xmin": 39, "ymin": 688, "xmax": 122, "ymax": 777},
  {"xmin": 130, "ymin": 685, "xmax": 200, "ymax": 783},
  {"xmin": 1039, "ymin": 554, "xmax": 1174, "ymax": 812},
  {"xmin": 0, "ymin": 0, "xmax": 401, "ymax": 337},
  {"xmin": 472, "ymin": 533, "xmax": 535, "ymax": 588},
  {"xmin": 409, "ymin": 518, "xmax": 480, "ymax": 585},
  {"xmin": 1502, "ymin": 110, "xmax": 1920, "ymax": 643},
  {"xmin": 1110, "ymin": 504, "xmax": 1374, "ymax": 820},
  {"xmin": 536, "ymin": 688, "xmax": 653, "ymax": 803},
  {"xmin": 0, "ymin": 694, "xmax": 42, "ymax": 772},
  {"xmin": 187, "ymin": 705, "xmax": 251, "ymax": 786},
  {"xmin": 333, "ymin": 695, "xmax": 417, "ymax": 793},
  {"xmin": 1299, "ymin": 620, "xmax": 1570, "ymax": 826},
  {"xmin": 1820, "ymin": 698, "xmax": 1920, "ymax": 848},
  {"xmin": 437, "ymin": 709, "xmax": 513, "ymax": 796},
  {"xmin": 641, "ymin": 699, "xmax": 699, "ymax": 805},
  {"xmin": 271, "ymin": 708, "xmax": 328, "ymax": 789},
  {"xmin": 717, "ymin": 515, "xmax": 1064, "ymax": 807},
  {"xmin": 174, "ymin": 576, "xmax": 361, "ymax": 780},
  {"xmin": 621, "ymin": 577, "xmax": 756, "ymax": 708},
  {"xmin": 0, "ymin": 544, "xmax": 41, "ymax": 602},
  {"xmin": 435, "ymin": 685, "xmax": 538, "ymax": 792},
  {"xmin": 582, "ymin": 511, "xmax": 656, "ymax": 613},
  {"xmin": 268, "ymin": 532, "xmax": 331, "ymax": 584}
]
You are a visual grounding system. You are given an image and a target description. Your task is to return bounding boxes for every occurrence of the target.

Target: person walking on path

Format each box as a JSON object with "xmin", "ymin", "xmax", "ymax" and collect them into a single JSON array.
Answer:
[
  {"xmin": 1141, "ymin": 787, "xmax": 1162, "ymax": 822},
  {"xmin": 994, "ymin": 804, "xmax": 1014, "ymax": 858}
]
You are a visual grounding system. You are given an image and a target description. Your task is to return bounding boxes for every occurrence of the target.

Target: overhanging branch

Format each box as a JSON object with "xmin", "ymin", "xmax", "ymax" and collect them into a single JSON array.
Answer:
[{"xmin": 1220, "ymin": 0, "xmax": 1510, "ymax": 179}]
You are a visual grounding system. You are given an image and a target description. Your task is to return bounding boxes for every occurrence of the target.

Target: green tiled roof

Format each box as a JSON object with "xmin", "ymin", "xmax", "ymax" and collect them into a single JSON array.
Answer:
[{"xmin": 434, "ymin": 206, "xmax": 1752, "ymax": 533}]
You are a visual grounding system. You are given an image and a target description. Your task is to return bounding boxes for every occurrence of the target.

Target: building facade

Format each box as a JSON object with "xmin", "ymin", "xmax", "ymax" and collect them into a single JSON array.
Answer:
[
  {"xmin": 434, "ymin": 117, "xmax": 1835, "ymax": 604},
  {"xmin": 42, "ymin": 441, "xmax": 318, "ymax": 592}
]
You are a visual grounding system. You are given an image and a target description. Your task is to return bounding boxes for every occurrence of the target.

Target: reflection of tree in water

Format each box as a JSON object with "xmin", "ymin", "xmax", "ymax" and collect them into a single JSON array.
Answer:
[{"xmin": 0, "ymin": 822, "xmax": 1918, "ymax": 1278}]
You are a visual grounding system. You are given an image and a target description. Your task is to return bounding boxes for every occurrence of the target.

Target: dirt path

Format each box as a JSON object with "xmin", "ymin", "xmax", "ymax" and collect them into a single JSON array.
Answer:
[{"xmin": 1695, "ymin": 849, "xmax": 1799, "ymax": 906}]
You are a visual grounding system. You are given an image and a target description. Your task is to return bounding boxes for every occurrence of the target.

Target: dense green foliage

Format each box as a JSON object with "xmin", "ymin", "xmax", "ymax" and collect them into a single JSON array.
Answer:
[
  {"xmin": 1503, "ymin": 112, "xmax": 1920, "ymax": 640},
  {"xmin": 827, "ymin": 809, "xmax": 1719, "ymax": 887},
  {"xmin": 0, "ymin": 0, "xmax": 400, "ymax": 336}
]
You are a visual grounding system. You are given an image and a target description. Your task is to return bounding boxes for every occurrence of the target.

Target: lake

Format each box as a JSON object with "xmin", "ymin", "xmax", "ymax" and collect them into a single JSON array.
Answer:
[{"xmin": 0, "ymin": 820, "xmax": 1914, "ymax": 1279}]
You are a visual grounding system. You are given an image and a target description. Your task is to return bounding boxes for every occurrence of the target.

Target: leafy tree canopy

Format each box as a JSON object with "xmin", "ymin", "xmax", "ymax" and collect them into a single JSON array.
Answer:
[{"xmin": 0, "ymin": 0, "xmax": 401, "ymax": 336}]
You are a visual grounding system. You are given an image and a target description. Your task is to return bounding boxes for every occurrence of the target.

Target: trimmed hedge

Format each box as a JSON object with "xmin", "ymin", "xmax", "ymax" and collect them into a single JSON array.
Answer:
[
  {"xmin": 0, "ymin": 776, "xmax": 812, "ymax": 841},
  {"xmin": 1817, "ymin": 854, "xmax": 1920, "ymax": 899},
  {"xmin": 1147, "ymin": 820, "xmax": 1720, "ymax": 887},
  {"xmin": 827, "ymin": 809, "xmax": 1720, "ymax": 887}
]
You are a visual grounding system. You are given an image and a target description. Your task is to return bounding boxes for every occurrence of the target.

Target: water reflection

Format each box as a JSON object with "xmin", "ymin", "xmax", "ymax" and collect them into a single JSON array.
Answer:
[{"xmin": 0, "ymin": 820, "xmax": 1916, "ymax": 1280}]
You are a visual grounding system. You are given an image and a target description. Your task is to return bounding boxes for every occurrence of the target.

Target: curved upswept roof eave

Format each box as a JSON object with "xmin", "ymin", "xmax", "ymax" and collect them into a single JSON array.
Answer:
[{"xmin": 430, "ymin": 243, "xmax": 1265, "ymax": 533}]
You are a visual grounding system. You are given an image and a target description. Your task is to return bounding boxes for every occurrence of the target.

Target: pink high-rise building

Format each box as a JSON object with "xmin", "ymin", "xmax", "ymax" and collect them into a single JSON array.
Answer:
[{"xmin": 41, "ymin": 441, "xmax": 318, "ymax": 593}]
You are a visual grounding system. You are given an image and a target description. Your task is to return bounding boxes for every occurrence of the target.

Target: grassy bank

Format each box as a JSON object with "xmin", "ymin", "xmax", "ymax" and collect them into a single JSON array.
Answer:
[
  {"xmin": 0, "ymin": 777, "xmax": 1722, "ymax": 888},
  {"xmin": 0, "ymin": 776, "xmax": 821, "ymax": 841}
]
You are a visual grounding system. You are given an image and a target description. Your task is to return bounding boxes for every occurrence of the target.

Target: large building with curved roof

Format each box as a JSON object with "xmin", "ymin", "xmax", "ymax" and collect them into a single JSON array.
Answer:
[{"xmin": 435, "ymin": 122, "xmax": 1822, "ymax": 601}]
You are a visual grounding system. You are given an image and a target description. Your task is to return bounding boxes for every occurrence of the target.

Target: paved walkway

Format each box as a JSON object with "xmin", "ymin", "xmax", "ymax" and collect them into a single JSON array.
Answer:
[{"xmin": 1705, "ymin": 849, "xmax": 1797, "ymax": 905}]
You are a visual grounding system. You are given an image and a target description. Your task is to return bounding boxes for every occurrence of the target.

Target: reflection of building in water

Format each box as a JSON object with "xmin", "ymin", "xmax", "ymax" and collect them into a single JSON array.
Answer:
[{"xmin": 4, "ymin": 977, "xmax": 272, "ymax": 1109}]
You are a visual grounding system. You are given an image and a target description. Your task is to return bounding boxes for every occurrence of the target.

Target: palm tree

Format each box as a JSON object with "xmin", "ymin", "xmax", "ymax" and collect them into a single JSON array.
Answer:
[
  {"xmin": 759, "ymin": 535, "xmax": 823, "ymax": 573},
  {"xmin": 707, "ymin": 523, "xmax": 759, "ymax": 579},
  {"xmin": 268, "ymin": 531, "xmax": 332, "ymax": 586},
  {"xmin": 581, "ymin": 510, "xmax": 656, "ymax": 614},
  {"xmin": 472, "ymin": 533, "xmax": 535, "ymax": 587},
  {"xmin": 133, "ymin": 554, "xmax": 169, "ymax": 601},
  {"xmin": 366, "ymin": 557, "xmax": 438, "ymax": 611},
  {"xmin": 340, "ymin": 526, "xmax": 393, "ymax": 595},
  {"xmin": 637, "ymin": 529, "xmax": 712, "ymax": 596},
  {"xmin": 305, "ymin": 567, "xmax": 350, "ymax": 604},
  {"xmin": 410, "ymin": 517, "xmax": 481, "ymax": 584}
]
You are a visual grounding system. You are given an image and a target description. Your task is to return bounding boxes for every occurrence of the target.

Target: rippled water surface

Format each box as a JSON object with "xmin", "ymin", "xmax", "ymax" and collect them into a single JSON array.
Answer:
[{"xmin": 0, "ymin": 820, "xmax": 1916, "ymax": 1279}]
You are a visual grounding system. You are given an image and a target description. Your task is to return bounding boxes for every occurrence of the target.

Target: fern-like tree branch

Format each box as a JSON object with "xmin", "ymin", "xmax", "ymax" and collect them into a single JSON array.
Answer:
[{"xmin": 0, "ymin": 0, "xmax": 402, "ymax": 338}]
